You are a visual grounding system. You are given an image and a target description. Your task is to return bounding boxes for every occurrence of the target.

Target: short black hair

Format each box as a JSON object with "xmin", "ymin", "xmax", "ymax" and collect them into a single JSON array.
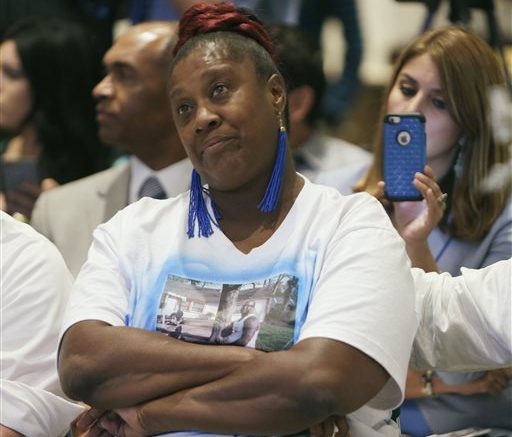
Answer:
[{"xmin": 268, "ymin": 25, "xmax": 326, "ymax": 126}]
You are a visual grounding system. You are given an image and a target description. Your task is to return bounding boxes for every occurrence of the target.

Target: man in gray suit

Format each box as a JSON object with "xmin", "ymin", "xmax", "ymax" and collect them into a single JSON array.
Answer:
[{"xmin": 31, "ymin": 21, "xmax": 191, "ymax": 276}]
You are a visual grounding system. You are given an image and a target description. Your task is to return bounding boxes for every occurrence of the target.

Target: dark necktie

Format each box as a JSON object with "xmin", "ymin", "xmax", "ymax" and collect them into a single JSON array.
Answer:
[{"xmin": 138, "ymin": 176, "xmax": 167, "ymax": 200}]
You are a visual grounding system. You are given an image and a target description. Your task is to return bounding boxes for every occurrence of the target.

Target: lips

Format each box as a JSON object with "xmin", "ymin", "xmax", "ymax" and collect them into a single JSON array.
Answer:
[
  {"xmin": 95, "ymin": 106, "xmax": 115, "ymax": 123},
  {"xmin": 200, "ymin": 136, "xmax": 236, "ymax": 155}
]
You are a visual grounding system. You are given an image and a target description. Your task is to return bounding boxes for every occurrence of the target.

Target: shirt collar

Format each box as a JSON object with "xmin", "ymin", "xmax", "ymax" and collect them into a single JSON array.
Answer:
[{"xmin": 129, "ymin": 155, "xmax": 193, "ymax": 203}]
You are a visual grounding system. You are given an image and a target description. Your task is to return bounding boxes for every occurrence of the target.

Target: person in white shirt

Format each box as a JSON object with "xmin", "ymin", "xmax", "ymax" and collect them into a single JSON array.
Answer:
[
  {"xmin": 0, "ymin": 211, "xmax": 83, "ymax": 437},
  {"xmin": 57, "ymin": 3, "xmax": 417, "ymax": 436}
]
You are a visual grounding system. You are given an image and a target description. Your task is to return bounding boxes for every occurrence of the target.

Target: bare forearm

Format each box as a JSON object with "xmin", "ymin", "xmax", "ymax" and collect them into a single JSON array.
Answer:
[
  {"xmin": 405, "ymin": 240, "xmax": 439, "ymax": 272},
  {"xmin": 138, "ymin": 339, "xmax": 389, "ymax": 435},
  {"xmin": 59, "ymin": 321, "xmax": 260, "ymax": 409},
  {"xmin": 0, "ymin": 425, "xmax": 23, "ymax": 437}
]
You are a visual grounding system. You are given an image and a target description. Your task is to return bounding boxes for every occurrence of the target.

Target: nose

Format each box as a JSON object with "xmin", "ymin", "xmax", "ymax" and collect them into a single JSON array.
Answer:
[
  {"xmin": 93, "ymin": 75, "xmax": 113, "ymax": 100},
  {"xmin": 194, "ymin": 104, "xmax": 220, "ymax": 134},
  {"xmin": 404, "ymin": 92, "xmax": 426, "ymax": 114}
]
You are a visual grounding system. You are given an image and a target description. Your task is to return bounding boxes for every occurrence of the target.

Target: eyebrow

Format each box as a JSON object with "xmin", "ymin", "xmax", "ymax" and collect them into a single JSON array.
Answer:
[
  {"xmin": 400, "ymin": 73, "xmax": 416, "ymax": 84},
  {"xmin": 169, "ymin": 64, "xmax": 233, "ymax": 101},
  {"xmin": 399, "ymin": 72, "xmax": 442, "ymax": 94},
  {"xmin": 104, "ymin": 60, "xmax": 136, "ymax": 72}
]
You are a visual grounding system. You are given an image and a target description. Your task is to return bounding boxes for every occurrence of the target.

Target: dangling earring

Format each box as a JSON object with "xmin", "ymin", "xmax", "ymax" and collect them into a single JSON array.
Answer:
[
  {"xmin": 258, "ymin": 114, "xmax": 287, "ymax": 213},
  {"xmin": 187, "ymin": 169, "xmax": 221, "ymax": 238}
]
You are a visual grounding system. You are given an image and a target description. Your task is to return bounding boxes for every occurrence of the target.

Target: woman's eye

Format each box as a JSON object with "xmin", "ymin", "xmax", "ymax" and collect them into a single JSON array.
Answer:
[
  {"xmin": 2, "ymin": 65, "xmax": 24, "ymax": 80},
  {"xmin": 177, "ymin": 104, "xmax": 190, "ymax": 116},
  {"xmin": 399, "ymin": 85, "xmax": 416, "ymax": 97},
  {"xmin": 432, "ymin": 98, "xmax": 447, "ymax": 110},
  {"xmin": 212, "ymin": 84, "xmax": 227, "ymax": 97}
]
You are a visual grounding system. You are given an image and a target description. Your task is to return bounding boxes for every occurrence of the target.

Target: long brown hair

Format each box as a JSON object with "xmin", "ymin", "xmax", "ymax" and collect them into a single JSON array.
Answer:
[{"xmin": 355, "ymin": 26, "xmax": 510, "ymax": 240}]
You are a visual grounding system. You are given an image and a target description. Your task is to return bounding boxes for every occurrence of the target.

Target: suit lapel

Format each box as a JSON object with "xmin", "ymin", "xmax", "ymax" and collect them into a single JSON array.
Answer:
[{"xmin": 98, "ymin": 164, "xmax": 131, "ymax": 223}]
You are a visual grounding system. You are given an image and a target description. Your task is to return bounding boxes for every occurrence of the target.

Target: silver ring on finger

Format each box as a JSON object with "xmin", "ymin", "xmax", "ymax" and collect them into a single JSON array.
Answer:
[{"xmin": 437, "ymin": 192, "xmax": 448, "ymax": 207}]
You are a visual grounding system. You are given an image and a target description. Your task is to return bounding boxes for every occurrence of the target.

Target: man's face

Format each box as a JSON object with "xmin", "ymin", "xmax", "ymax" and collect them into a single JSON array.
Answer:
[
  {"xmin": 93, "ymin": 28, "xmax": 173, "ymax": 152},
  {"xmin": 241, "ymin": 301, "xmax": 256, "ymax": 316}
]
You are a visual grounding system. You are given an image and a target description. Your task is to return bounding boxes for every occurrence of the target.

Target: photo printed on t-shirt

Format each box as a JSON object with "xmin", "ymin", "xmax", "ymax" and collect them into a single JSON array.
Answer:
[{"xmin": 156, "ymin": 273, "xmax": 298, "ymax": 351}]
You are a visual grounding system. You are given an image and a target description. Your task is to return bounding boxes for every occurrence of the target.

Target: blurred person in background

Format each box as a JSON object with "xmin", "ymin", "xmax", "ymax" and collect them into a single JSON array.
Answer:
[
  {"xmin": 298, "ymin": 0, "xmax": 363, "ymax": 126},
  {"xmin": 31, "ymin": 21, "xmax": 190, "ymax": 276},
  {"xmin": 269, "ymin": 24, "xmax": 371, "ymax": 181},
  {"xmin": 0, "ymin": 17, "xmax": 111, "ymax": 221},
  {"xmin": 318, "ymin": 26, "xmax": 512, "ymax": 436}
]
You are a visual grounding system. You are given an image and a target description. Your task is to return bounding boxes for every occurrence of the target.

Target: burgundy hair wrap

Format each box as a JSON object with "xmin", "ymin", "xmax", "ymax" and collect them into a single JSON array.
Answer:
[{"xmin": 174, "ymin": 1, "xmax": 276, "ymax": 61}]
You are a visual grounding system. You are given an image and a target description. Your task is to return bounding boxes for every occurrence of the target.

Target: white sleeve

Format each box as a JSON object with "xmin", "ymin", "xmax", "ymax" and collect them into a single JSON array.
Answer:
[
  {"xmin": 61, "ymin": 212, "xmax": 130, "ymax": 336},
  {"xmin": 0, "ymin": 380, "xmax": 84, "ymax": 437},
  {"xmin": 299, "ymin": 197, "xmax": 417, "ymax": 410},
  {"xmin": 410, "ymin": 260, "xmax": 512, "ymax": 371},
  {"xmin": 1, "ymin": 218, "xmax": 83, "ymax": 436}
]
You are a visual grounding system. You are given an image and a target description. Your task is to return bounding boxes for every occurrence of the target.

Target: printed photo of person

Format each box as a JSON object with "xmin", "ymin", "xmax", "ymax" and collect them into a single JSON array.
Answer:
[
  {"xmin": 156, "ymin": 312, "xmax": 183, "ymax": 339},
  {"xmin": 156, "ymin": 273, "xmax": 298, "ymax": 351},
  {"xmin": 219, "ymin": 300, "xmax": 260, "ymax": 347}
]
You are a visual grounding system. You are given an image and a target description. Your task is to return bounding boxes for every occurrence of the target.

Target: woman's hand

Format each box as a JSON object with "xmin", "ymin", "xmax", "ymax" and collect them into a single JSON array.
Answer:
[
  {"xmin": 378, "ymin": 166, "xmax": 445, "ymax": 271},
  {"xmin": 379, "ymin": 166, "xmax": 446, "ymax": 243},
  {"xmin": 406, "ymin": 368, "xmax": 511, "ymax": 399},
  {"xmin": 82, "ymin": 408, "xmax": 146, "ymax": 437},
  {"xmin": 459, "ymin": 369, "xmax": 510, "ymax": 396},
  {"xmin": 70, "ymin": 407, "xmax": 107, "ymax": 437},
  {"xmin": 310, "ymin": 415, "xmax": 351, "ymax": 437}
]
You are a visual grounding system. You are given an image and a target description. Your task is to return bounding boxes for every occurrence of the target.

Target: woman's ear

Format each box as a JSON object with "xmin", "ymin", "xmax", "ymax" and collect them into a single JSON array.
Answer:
[{"xmin": 267, "ymin": 73, "xmax": 286, "ymax": 114}]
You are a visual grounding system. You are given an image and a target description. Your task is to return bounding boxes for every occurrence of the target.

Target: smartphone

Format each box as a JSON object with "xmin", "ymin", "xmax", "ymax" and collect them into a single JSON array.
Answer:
[
  {"xmin": 0, "ymin": 158, "xmax": 41, "ymax": 194},
  {"xmin": 383, "ymin": 113, "xmax": 426, "ymax": 201}
]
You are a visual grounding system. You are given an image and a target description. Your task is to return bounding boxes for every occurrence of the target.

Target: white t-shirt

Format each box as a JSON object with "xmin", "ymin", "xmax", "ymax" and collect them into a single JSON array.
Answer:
[
  {"xmin": 0, "ymin": 212, "xmax": 84, "ymax": 437},
  {"xmin": 64, "ymin": 178, "xmax": 417, "ymax": 436}
]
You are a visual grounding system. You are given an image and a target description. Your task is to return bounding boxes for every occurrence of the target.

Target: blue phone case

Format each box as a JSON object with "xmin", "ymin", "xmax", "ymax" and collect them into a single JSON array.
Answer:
[{"xmin": 383, "ymin": 113, "xmax": 426, "ymax": 201}]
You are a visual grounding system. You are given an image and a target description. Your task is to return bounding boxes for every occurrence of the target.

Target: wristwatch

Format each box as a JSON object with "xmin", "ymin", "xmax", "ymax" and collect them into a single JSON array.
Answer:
[{"xmin": 421, "ymin": 369, "xmax": 434, "ymax": 397}]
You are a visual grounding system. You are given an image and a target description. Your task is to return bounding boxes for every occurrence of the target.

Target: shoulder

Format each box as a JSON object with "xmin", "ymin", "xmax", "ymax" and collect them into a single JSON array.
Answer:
[
  {"xmin": 478, "ymin": 195, "xmax": 512, "ymax": 241},
  {"xmin": 322, "ymin": 134, "xmax": 372, "ymax": 158},
  {"xmin": 2, "ymin": 211, "xmax": 59, "ymax": 255},
  {"xmin": 301, "ymin": 132, "xmax": 373, "ymax": 173},
  {"xmin": 99, "ymin": 190, "xmax": 190, "ymax": 233},
  {"xmin": 300, "ymin": 180, "xmax": 394, "ymax": 238},
  {"xmin": 306, "ymin": 180, "xmax": 384, "ymax": 217},
  {"xmin": 38, "ymin": 164, "xmax": 129, "ymax": 204},
  {"xmin": 494, "ymin": 195, "xmax": 512, "ymax": 225},
  {"xmin": 1, "ymin": 212, "xmax": 70, "ymax": 287},
  {"xmin": 313, "ymin": 161, "xmax": 370, "ymax": 195}
]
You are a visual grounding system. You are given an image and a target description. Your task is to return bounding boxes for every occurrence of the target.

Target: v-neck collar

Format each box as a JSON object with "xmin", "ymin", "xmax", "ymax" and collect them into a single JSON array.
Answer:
[{"xmin": 207, "ymin": 174, "xmax": 309, "ymax": 257}]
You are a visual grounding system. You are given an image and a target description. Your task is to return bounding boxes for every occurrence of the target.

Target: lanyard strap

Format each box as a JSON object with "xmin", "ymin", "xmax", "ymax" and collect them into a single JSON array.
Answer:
[{"xmin": 435, "ymin": 236, "xmax": 453, "ymax": 263}]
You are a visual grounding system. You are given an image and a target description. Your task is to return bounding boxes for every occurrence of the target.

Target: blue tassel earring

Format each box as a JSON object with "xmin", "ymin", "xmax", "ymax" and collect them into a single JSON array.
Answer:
[
  {"xmin": 187, "ymin": 169, "xmax": 221, "ymax": 238},
  {"xmin": 258, "ymin": 116, "xmax": 287, "ymax": 213}
]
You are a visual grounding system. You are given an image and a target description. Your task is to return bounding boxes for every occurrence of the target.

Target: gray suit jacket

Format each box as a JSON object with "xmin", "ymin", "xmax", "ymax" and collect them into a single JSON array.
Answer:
[{"xmin": 31, "ymin": 164, "xmax": 130, "ymax": 277}]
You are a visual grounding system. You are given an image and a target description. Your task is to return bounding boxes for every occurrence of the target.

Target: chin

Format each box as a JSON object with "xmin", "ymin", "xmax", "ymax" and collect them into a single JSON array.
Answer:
[{"xmin": 99, "ymin": 130, "xmax": 119, "ymax": 146}]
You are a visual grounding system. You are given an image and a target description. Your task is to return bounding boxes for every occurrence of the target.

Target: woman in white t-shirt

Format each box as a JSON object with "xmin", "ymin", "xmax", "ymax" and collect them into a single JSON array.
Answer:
[{"xmin": 58, "ymin": 3, "xmax": 419, "ymax": 436}]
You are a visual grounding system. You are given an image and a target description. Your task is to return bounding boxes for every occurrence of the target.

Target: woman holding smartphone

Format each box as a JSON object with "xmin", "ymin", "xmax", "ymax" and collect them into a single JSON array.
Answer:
[
  {"xmin": 0, "ymin": 17, "xmax": 110, "ymax": 220},
  {"xmin": 318, "ymin": 26, "xmax": 511, "ymax": 435}
]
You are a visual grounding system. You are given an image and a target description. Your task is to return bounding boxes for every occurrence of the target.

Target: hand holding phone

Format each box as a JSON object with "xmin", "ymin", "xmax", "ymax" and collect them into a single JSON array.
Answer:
[{"xmin": 383, "ymin": 113, "xmax": 426, "ymax": 201}]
